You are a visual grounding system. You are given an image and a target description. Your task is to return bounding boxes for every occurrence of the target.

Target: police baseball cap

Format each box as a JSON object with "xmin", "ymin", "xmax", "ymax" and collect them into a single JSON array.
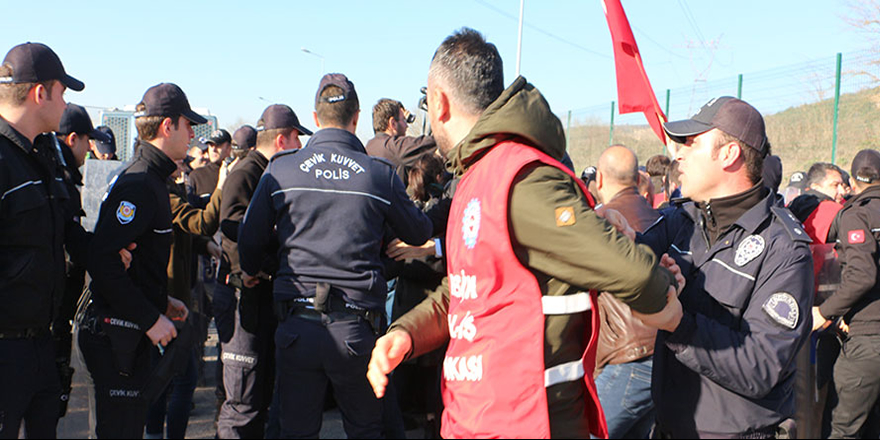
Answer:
[
  {"xmin": 195, "ymin": 137, "xmax": 210, "ymax": 152},
  {"xmin": 134, "ymin": 83, "xmax": 208, "ymax": 125},
  {"xmin": 664, "ymin": 96, "xmax": 768, "ymax": 155},
  {"xmin": 58, "ymin": 104, "xmax": 111, "ymax": 143},
  {"xmin": 205, "ymin": 129, "xmax": 231, "ymax": 145},
  {"xmin": 256, "ymin": 104, "xmax": 312, "ymax": 135},
  {"xmin": 232, "ymin": 125, "xmax": 257, "ymax": 149},
  {"xmin": 851, "ymin": 149, "xmax": 880, "ymax": 184},
  {"xmin": 788, "ymin": 171, "xmax": 807, "ymax": 190},
  {"xmin": 93, "ymin": 126, "xmax": 116, "ymax": 155},
  {"xmin": 581, "ymin": 166, "xmax": 597, "ymax": 183},
  {"xmin": 0, "ymin": 42, "xmax": 84, "ymax": 91},
  {"xmin": 316, "ymin": 73, "xmax": 358, "ymax": 105}
]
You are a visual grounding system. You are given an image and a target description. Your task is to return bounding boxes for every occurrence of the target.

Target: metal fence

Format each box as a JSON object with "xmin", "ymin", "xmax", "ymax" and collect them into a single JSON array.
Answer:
[{"xmin": 565, "ymin": 49, "xmax": 880, "ymax": 179}]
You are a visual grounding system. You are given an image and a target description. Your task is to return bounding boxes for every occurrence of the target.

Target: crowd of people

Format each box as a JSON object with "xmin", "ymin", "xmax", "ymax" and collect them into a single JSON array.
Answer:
[{"xmin": 1, "ymin": 27, "xmax": 879, "ymax": 440}]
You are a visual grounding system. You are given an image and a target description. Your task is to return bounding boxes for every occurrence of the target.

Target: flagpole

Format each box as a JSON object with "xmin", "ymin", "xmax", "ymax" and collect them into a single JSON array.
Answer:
[{"xmin": 516, "ymin": 0, "xmax": 524, "ymax": 77}]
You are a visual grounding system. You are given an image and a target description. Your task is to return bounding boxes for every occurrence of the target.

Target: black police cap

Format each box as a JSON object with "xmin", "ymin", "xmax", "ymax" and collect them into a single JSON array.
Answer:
[{"xmin": 0, "ymin": 42, "xmax": 84, "ymax": 91}]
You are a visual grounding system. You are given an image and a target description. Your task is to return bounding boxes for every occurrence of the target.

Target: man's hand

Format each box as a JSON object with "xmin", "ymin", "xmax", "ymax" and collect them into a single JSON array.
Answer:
[
  {"xmin": 633, "ymin": 287, "xmax": 683, "ymax": 333},
  {"xmin": 812, "ymin": 307, "xmax": 831, "ymax": 332},
  {"xmin": 146, "ymin": 314, "xmax": 178, "ymax": 347},
  {"xmin": 660, "ymin": 253, "xmax": 685, "ymax": 294},
  {"xmin": 386, "ymin": 238, "xmax": 436, "ymax": 261},
  {"xmin": 166, "ymin": 296, "xmax": 189, "ymax": 322},
  {"xmin": 597, "ymin": 208, "xmax": 635, "ymax": 241},
  {"xmin": 207, "ymin": 240, "xmax": 222, "ymax": 260},
  {"xmin": 839, "ymin": 319, "xmax": 850, "ymax": 334},
  {"xmin": 367, "ymin": 330, "xmax": 413, "ymax": 398},
  {"xmin": 242, "ymin": 271, "xmax": 270, "ymax": 288},
  {"xmin": 119, "ymin": 243, "xmax": 137, "ymax": 270}
]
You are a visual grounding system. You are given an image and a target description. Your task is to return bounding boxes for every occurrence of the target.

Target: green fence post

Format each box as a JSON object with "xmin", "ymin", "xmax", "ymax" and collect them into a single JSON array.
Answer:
[
  {"xmin": 566, "ymin": 110, "xmax": 572, "ymax": 149},
  {"xmin": 831, "ymin": 52, "xmax": 842, "ymax": 165},
  {"xmin": 609, "ymin": 101, "xmax": 615, "ymax": 146},
  {"xmin": 737, "ymin": 74, "xmax": 743, "ymax": 99},
  {"xmin": 664, "ymin": 89, "xmax": 671, "ymax": 155}
]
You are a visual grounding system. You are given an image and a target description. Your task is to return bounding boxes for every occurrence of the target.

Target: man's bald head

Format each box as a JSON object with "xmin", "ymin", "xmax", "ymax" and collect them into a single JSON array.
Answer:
[{"xmin": 598, "ymin": 145, "xmax": 639, "ymax": 187}]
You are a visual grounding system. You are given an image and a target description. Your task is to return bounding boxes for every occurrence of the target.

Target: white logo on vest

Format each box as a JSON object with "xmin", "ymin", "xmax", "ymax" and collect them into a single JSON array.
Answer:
[
  {"xmin": 735, "ymin": 234, "xmax": 765, "ymax": 266},
  {"xmin": 462, "ymin": 198, "xmax": 481, "ymax": 249}
]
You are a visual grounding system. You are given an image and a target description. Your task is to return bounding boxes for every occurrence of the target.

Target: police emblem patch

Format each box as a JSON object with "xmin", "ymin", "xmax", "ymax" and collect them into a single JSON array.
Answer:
[
  {"xmin": 762, "ymin": 292, "xmax": 799, "ymax": 329},
  {"xmin": 117, "ymin": 201, "xmax": 136, "ymax": 225},
  {"xmin": 734, "ymin": 235, "xmax": 765, "ymax": 266},
  {"xmin": 461, "ymin": 198, "xmax": 481, "ymax": 250}
]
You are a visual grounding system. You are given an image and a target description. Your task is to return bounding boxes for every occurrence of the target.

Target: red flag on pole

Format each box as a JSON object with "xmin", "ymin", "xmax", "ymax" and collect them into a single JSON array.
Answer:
[{"xmin": 602, "ymin": 0, "xmax": 668, "ymax": 143}]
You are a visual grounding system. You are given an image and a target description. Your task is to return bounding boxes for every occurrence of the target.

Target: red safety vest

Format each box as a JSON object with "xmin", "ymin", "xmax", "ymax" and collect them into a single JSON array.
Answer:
[
  {"xmin": 442, "ymin": 141, "xmax": 608, "ymax": 439},
  {"xmin": 803, "ymin": 200, "xmax": 842, "ymax": 244}
]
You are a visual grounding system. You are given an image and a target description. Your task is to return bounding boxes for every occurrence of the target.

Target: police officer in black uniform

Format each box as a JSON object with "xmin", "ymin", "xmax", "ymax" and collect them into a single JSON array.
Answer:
[
  {"xmin": 814, "ymin": 149, "xmax": 880, "ymax": 438},
  {"xmin": 0, "ymin": 41, "xmax": 86, "ymax": 439},
  {"xmin": 238, "ymin": 73, "xmax": 432, "ymax": 438},
  {"xmin": 81, "ymin": 83, "xmax": 206, "ymax": 438},
  {"xmin": 638, "ymin": 97, "xmax": 814, "ymax": 438},
  {"xmin": 215, "ymin": 104, "xmax": 311, "ymax": 439}
]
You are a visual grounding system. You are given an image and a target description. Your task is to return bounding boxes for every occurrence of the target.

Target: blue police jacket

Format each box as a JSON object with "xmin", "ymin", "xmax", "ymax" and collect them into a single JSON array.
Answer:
[
  {"xmin": 238, "ymin": 128, "xmax": 433, "ymax": 311},
  {"xmin": 638, "ymin": 191, "xmax": 814, "ymax": 437}
]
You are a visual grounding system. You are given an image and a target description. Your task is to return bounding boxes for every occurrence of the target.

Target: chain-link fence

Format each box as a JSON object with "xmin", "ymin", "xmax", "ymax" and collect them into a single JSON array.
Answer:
[{"xmin": 565, "ymin": 49, "xmax": 880, "ymax": 180}]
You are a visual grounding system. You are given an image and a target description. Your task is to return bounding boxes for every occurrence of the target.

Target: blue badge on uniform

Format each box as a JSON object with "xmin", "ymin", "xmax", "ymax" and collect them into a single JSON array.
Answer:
[
  {"xmin": 461, "ymin": 198, "xmax": 481, "ymax": 250},
  {"xmin": 117, "ymin": 201, "xmax": 136, "ymax": 225},
  {"xmin": 735, "ymin": 235, "xmax": 765, "ymax": 266},
  {"xmin": 763, "ymin": 292, "xmax": 799, "ymax": 330}
]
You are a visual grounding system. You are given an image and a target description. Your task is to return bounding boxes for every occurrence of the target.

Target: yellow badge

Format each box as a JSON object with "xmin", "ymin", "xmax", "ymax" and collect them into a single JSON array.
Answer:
[{"xmin": 555, "ymin": 207, "xmax": 576, "ymax": 227}]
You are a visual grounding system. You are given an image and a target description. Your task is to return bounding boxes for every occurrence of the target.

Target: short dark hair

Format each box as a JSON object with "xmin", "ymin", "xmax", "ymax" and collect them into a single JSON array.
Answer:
[
  {"xmin": 646, "ymin": 155, "xmax": 671, "ymax": 177},
  {"xmin": 134, "ymin": 103, "xmax": 180, "ymax": 141},
  {"xmin": 429, "ymin": 28, "xmax": 504, "ymax": 115},
  {"xmin": 805, "ymin": 162, "xmax": 841, "ymax": 188},
  {"xmin": 0, "ymin": 63, "xmax": 56, "ymax": 105},
  {"xmin": 407, "ymin": 154, "xmax": 448, "ymax": 203},
  {"xmin": 256, "ymin": 127, "xmax": 294, "ymax": 150},
  {"xmin": 316, "ymin": 85, "xmax": 359, "ymax": 127},
  {"xmin": 372, "ymin": 99, "xmax": 403, "ymax": 134},
  {"xmin": 713, "ymin": 130, "xmax": 768, "ymax": 185}
]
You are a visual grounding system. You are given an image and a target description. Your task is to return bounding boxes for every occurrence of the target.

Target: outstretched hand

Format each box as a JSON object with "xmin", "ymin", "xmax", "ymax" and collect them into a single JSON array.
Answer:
[{"xmin": 367, "ymin": 331, "xmax": 413, "ymax": 398}]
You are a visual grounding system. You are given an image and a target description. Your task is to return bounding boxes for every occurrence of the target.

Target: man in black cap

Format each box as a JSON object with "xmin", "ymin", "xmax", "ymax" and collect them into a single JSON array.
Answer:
[
  {"xmin": 813, "ymin": 149, "xmax": 880, "ymax": 438},
  {"xmin": 230, "ymin": 125, "xmax": 257, "ymax": 162},
  {"xmin": 214, "ymin": 104, "xmax": 311, "ymax": 439},
  {"xmin": 637, "ymin": 96, "xmax": 814, "ymax": 438},
  {"xmin": 90, "ymin": 125, "xmax": 118, "ymax": 160},
  {"xmin": 238, "ymin": 73, "xmax": 431, "ymax": 438},
  {"xmin": 189, "ymin": 129, "xmax": 232, "ymax": 208},
  {"xmin": 365, "ymin": 98, "xmax": 436, "ymax": 185},
  {"xmin": 80, "ymin": 82, "xmax": 206, "ymax": 438},
  {"xmin": 0, "ymin": 41, "xmax": 90, "ymax": 438}
]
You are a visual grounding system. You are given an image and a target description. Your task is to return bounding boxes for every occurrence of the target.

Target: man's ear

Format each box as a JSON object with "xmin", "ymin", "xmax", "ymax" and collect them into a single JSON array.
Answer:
[
  {"xmin": 31, "ymin": 83, "xmax": 48, "ymax": 106},
  {"xmin": 595, "ymin": 170, "xmax": 604, "ymax": 190},
  {"xmin": 432, "ymin": 87, "xmax": 450, "ymax": 124},
  {"xmin": 720, "ymin": 142, "xmax": 744, "ymax": 170},
  {"xmin": 65, "ymin": 132, "xmax": 77, "ymax": 147},
  {"xmin": 313, "ymin": 111, "xmax": 322, "ymax": 128},
  {"xmin": 159, "ymin": 117, "xmax": 175, "ymax": 138}
]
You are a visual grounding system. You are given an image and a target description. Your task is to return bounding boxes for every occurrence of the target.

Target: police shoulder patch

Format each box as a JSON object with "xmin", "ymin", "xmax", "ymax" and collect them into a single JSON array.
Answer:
[
  {"xmin": 762, "ymin": 292, "xmax": 799, "ymax": 330},
  {"xmin": 117, "ymin": 201, "xmax": 136, "ymax": 225}
]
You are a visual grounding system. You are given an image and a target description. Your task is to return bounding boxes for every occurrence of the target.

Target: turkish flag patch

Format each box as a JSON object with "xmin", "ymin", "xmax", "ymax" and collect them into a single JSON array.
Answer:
[{"xmin": 849, "ymin": 230, "xmax": 866, "ymax": 244}]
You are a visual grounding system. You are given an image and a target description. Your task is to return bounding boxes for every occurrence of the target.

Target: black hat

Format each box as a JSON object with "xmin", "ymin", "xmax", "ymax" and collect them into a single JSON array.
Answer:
[
  {"xmin": 194, "ymin": 137, "xmax": 210, "ymax": 152},
  {"xmin": 58, "ymin": 104, "xmax": 112, "ymax": 143},
  {"xmin": 205, "ymin": 129, "xmax": 231, "ymax": 145},
  {"xmin": 788, "ymin": 171, "xmax": 807, "ymax": 190},
  {"xmin": 93, "ymin": 126, "xmax": 116, "ymax": 155},
  {"xmin": 851, "ymin": 149, "xmax": 880, "ymax": 184},
  {"xmin": 257, "ymin": 104, "xmax": 313, "ymax": 135},
  {"xmin": 315, "ymin": 73, "xmax": 358, "ymax": 106},
  {"xmin": 581, "ymin": 166, "xmax": 597, "ymax": 183},
  {"xmin": 1, "ymin": 42, "xmax": 84, "ymax": 91},
  {"xmin": 664, "ymin": 96, "xmax": 767, "ymax": 155},
  {"xmin": 232, "ymin": 125, "xmax": 257, "ymax": 150},
  {"xmin": 134, "ymin": 83, "xmax": 208, "ymax": 125}
]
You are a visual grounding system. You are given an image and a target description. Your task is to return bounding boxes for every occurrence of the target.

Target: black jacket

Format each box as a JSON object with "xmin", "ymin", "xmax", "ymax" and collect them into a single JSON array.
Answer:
[
  {"xmin": 187, "ymin": 161, "xmax": 220, "ymax": 208},
  {"xmin": 218, "ymin": 150, "xmax": 269, "ymax": 281},
  {"xmin": 0, "ymin": 118, "xmax": 70, "ymax": 330},
  {"xmin": 239, "ymin": 128, "xmax": 432, "ymax": 311},
  {"xmin": 88, "ymin": 140, "xmax": 177, "ymax": 331},
  {"xmin": 820, "ymin": 185, "xmax": 880, "ymax": 335}
]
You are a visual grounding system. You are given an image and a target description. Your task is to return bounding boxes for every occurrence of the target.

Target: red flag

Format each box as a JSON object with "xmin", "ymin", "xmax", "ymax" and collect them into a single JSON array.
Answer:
[{"xmin": 602, "ymin": 0, "xmax": 667, "ymax": 143}]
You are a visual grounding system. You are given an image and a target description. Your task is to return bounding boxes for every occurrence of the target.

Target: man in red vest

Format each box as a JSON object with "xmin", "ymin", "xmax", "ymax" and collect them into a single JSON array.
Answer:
[
  {"xmin": 788, "ymin": 162, "xmax": 846, "ymax": 244},
  {"xmin": 367, "ymin": 28, "xmax": 683, "ymax": 439}
]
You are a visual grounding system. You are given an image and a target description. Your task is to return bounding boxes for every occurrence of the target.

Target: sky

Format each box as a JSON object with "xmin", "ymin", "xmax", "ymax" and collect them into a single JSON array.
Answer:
[{"xmin": 0, "ymin": 0, "xmax": 870, "ymax": 142}]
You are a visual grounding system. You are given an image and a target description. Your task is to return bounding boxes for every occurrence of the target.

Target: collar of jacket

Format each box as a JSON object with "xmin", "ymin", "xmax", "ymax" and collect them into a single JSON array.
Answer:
[
  {"xmin": 684, "ymin": 182, "xmax": 773, "ymax": 235},
  {"xmin": 134, "ymin": 139, "xmax": 178, "ymax": 182},
  {"xmin": 0, "ymin": 115, "xmax": 34, "ymax": 154},
  {"xmin": 845, "ymin": 184, "xmax": 880, "ymax": 207},
  {"xmin": 246, "ymin": 149, "xmax": 269, "ymax": 171},
  {"xmin": 306, "ymin": 127, "xmax": 367, "ymax": 154},
  {"xmin": 695, "ymin": 181, "xmax": 766, "ymax": 230},
  {"xmin": 56, "ymin": 137, "xmax": 83, "ymax": 185},
  {"xmin": 805, "ymin": 188, "xmax": 834, "ymax": 203}
]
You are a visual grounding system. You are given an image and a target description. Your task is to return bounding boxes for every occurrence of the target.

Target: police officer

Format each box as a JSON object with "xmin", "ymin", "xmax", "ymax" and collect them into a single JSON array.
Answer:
[
  {"xmin": 0, "ymin": 41, "xmax": 86, "ymax": 439},
  {"xmin": 215, "ymin": 104, "xmax": 311, "ymax": 439},
  {"xmin": 238, "ymin": 73, "xmax": 432, "ymax": 438},
  {"xmin": 81, "ymin": 83, "xmax": 206, "ymax": 438},
  {"xmin": 813, "ymin": 149, "xmax": 880, "ymax": 438},
  {"xmin": 639, "ymin": 97, "xmax": 814, "ymax": 438}
]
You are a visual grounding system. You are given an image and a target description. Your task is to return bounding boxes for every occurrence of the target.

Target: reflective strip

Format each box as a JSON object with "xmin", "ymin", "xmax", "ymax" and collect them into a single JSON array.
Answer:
[
  {"xmin": 670, "ymin": 243, "xmax": 692, "ymax": 255},
  {"xmin": 643, "ymin": 215, "xmax": 664, "ymax": 233},
  {"xmin": 542, "ymin": 293, "xmax": 592, "ymax": 315},
  {"xmin": 872, "ymin": 229, "xmax": 880, "ymax": 233},
  {"xmin": 153, "ymin": 228, "xmax": 173, "ymax": 234},
  {"xmin": 711, "ymin": 259, "xmax": 756, "ymax": 281},
  {"xmin": 272, "ymin": 187, "xmax": 391, "ymax": 205},
  {"xmin": 544, "ymin": 359, "xmax": 585, "ymax": 388},
  {"xmin": 1, "ymin": 180, "xmax": 42, "ymax": 201}
]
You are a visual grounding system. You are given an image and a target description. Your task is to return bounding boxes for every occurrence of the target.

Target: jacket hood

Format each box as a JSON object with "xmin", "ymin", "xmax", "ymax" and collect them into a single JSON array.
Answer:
[{"xmin": 448, "ymin": 76, "xmax": 566, "ymax": 175}]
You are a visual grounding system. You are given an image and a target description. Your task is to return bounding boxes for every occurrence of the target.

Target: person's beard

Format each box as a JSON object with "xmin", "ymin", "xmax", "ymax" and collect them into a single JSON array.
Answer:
[{"xmin": 433, "ymin": 124, "xmax": 454, "ymax": 159}]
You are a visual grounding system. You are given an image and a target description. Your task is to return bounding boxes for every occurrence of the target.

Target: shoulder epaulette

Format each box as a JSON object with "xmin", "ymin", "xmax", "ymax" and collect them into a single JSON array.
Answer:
[{"xmin": 771, "ymin": 206, "xmax": 813, "ymax": 243}]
